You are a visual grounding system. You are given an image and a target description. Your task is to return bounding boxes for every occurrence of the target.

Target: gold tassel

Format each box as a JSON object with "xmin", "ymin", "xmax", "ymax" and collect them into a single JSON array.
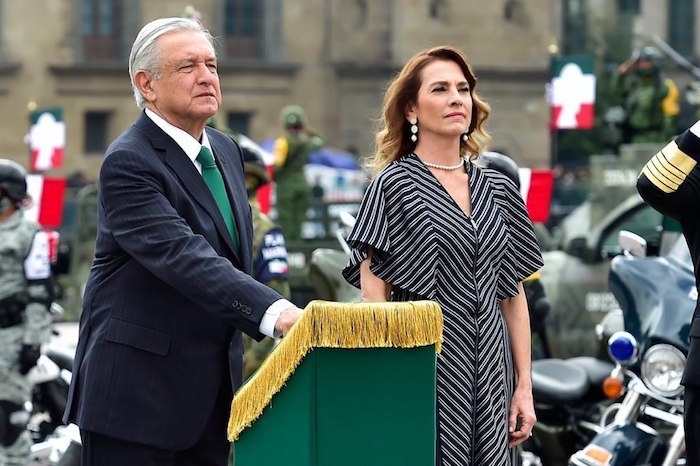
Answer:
[{"xmin": 227, "ymin": 300, "xmax": 443, "ymax": 441}]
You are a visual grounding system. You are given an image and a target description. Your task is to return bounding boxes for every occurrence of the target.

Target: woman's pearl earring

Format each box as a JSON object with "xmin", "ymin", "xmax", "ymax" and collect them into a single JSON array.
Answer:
[
  {"xmin": 410, "ymin": 119, "xmax": 418, "ymax": 142},
  {"xmin": 462, "ymin": 133, "xmax": 469, "ymax": 142}
]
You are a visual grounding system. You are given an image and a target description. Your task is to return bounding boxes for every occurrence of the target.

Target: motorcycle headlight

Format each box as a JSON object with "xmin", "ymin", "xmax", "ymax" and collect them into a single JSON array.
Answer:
[{"xmin": 641, "ymin": 344, "xmax": 686, "ymax": 397}]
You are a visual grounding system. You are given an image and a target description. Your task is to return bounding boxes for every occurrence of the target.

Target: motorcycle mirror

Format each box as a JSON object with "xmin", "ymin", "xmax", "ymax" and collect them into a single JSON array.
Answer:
[
  {"xmin": 618, "ymin": 230, "xmax": 647, "ymax": 258},
  {"xmin": 565, "ymin": 236, "xmax": 587, "ymax": 258},
  {"xmin": 333, "ymin": 211, "xmax": 356, "ymax": 256},
  {"xmin": 338, "ymin": 211, "xmax": 357, "ymax": 229},
  {"xmin": 50, "ymin": 302, "xmax": 65, "ymax": 318}
]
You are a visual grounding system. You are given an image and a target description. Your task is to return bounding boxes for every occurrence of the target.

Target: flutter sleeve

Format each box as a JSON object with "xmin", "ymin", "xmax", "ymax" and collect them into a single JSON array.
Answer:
[
  {"xmin": 342, "ymin": 175, "xmax": 391, "ymax": 288},
  {"xmin": 496, "ymin": 179, "xmax": 545, "ymax": 300},
  {"xmin": 342, "ymin": 168, "xmax": 437, "ymax": 298}
]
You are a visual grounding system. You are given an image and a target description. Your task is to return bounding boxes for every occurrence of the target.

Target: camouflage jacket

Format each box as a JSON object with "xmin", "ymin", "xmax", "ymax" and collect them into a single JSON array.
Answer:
[
  {"xmin": 613, "ymin": 71, "xmax": 680, "ymax": 141},
  {"xmin": 251, "ymin": 202, "xmax": 291, "ymax": 299},
  {"xmin": 274, "ymin": 131, "xmax": 324, "ymax": 184},
  {"xmin": 0, "ymin": 210, "xmax": 53, "ymax": 345}
]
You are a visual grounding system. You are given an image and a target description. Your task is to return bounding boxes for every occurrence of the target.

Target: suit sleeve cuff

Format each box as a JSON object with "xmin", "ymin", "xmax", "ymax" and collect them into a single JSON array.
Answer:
[
  {"xmin": 676, "ymin": 120, "xmax": 700, "ymax": 161},
  {"xmin": 259, "ymin": 299, "xmax": 294, "ymax": 338},
  {"xmin": 691, "ymin": 120, "xmax": 700, "ymax": 138}
]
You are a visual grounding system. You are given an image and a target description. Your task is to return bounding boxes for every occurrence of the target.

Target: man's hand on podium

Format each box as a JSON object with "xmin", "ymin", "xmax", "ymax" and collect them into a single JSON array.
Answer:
[{"xmin": 274, "ymin": 307, "xmax": 303, "ymax": 337}]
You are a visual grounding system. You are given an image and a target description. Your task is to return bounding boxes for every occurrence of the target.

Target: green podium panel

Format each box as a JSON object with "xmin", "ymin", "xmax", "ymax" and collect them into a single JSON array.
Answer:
[
  {"xmin": 234, "ymin": 346, "xmax": 436, "ymax": 466},
  {"xmin": 235, "ymin": 351, "xmax": 317, "ymax": 466},
  {"xmin": 228, "ymin": 300, "xmax": 442, "ymax": 466}
]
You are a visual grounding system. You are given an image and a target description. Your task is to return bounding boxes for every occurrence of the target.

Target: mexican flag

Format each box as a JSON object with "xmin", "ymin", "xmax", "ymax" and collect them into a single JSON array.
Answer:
[
  {"xmin": 549, "ymin": 55, "xmax": 596, "ymax": 130},
  {"xmin": 518, "ymin": 168, "xmax": 554, "ymax": 223},
  {"xmin": 24, "ymin": 174, "xmax": 67, "ymax": 228},
  {"xmin": 28, "ymin": 107, "xmax": 65, "ymax": 171}
]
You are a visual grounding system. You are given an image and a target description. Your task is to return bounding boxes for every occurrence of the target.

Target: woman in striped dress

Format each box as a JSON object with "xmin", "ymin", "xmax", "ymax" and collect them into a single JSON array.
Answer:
[{"xmin": 342, "ymin": 45, "xmax": 544, "ymax": 465}]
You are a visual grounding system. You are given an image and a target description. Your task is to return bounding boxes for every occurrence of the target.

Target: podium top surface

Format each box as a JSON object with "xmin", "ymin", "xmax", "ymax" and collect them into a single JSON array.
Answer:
[{"xmin": 228, "ymin": 300, "xmax": 443, "ymax": 440}]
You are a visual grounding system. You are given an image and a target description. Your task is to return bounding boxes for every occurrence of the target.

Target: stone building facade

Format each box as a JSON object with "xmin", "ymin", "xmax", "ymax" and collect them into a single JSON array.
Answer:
[{"xmin": 0, "ymin": 0, "xmax": 564, "ymax": 178}]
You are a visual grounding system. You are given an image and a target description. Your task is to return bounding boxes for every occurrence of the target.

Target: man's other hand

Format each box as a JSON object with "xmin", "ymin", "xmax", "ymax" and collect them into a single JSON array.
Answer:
[{"xmin": 274, "ymin": 307, "xmax": 303, "ymax": 337}]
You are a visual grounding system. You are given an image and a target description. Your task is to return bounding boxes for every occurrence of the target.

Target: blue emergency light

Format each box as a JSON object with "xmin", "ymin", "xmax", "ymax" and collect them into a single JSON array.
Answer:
[{"xmin": 608, "ymin": 331, "xmax": 638, "ymax": 364}]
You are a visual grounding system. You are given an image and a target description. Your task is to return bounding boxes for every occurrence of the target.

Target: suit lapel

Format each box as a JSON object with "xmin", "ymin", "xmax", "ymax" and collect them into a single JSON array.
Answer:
[{"xmin": 139, "ymin": 115, "xmax": 243, "ymax": 266}]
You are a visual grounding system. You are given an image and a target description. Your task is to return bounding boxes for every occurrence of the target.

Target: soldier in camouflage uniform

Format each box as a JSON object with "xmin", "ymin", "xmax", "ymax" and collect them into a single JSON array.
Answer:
[
  {"xmin": 241, "ymin": 143, "xmax": 292, "ymax": 378},
  {"xmin": 273, "ymin": 105, "xmax": 324, "ymax": 241},
  {"xmin": 0, "ymin": 159, "xmax": 53, "ymax": 465},
  {"xmin": 612, "ymin": 46, "xmax": 680, "ymax": 144}
]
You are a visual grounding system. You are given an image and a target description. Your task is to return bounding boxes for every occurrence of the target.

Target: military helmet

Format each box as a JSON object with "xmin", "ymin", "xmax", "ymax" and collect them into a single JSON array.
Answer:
[
  {"xmin": 633, "ymin": 46, "xmax": 661, "ymax": 65},
  {"xmin": 0, "ymin": 158, "xmax": 28, "ymax": 201},
  {"xmin": 241, "ymin": 141, "xmax": 270, "ymax": 193},
  {"xmin": 478, "ymin": 151, "xmax": 520, "ymax": 189},
  {"xmin": 280, "ymin": 105, "xmax": 307, "ymax": 129}
]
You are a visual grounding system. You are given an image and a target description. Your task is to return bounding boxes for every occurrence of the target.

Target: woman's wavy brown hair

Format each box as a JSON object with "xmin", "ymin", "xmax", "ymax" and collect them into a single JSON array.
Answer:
[{"xmin": 367, "ymin": 45, "xmax": 491, "ymax": 176}]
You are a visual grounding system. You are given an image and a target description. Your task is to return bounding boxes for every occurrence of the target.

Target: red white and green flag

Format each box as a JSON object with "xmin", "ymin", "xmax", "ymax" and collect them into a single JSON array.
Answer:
[
  {"xmin": 24, "ymin": 174, "xmax": 67, "ymax": 228},
  {"xmin": 549, "ymin": 55, "xmax": 596, "ymax": 130},
  {"xmin": 518, "ymin": 168, "xmax": 554, "ymax": 223},
  {"xmin": 28, "ymin": 107, "xmax": 65, "ymax": 171}
]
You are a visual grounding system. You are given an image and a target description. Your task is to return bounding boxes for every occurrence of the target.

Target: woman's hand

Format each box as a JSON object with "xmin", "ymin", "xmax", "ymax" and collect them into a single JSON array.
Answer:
[{"xmin": 508, "ymin": 383, "xmax": 536, "ymax": 447}]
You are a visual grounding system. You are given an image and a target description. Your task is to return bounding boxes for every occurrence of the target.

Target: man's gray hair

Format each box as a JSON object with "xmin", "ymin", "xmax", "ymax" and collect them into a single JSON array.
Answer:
[{"xmin": 128, "ymin": 17, "xmax": 215, "ymax": 109}]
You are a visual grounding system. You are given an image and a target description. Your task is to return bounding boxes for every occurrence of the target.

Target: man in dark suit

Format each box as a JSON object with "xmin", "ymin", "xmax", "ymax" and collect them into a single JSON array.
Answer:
[
  {"xmin": 637, "ymin": 120, "xmax": 700, "ymax": 465},
  {"xmin": 63, "ymin": 17, "xmax": 302, "ymax": 466}
]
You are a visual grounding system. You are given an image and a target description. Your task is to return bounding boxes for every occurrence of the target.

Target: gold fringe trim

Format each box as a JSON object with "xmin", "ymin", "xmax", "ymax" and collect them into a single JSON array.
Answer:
[{"xmin": 227, "ymin": 300, "xmax": 443, "ymax": 441}]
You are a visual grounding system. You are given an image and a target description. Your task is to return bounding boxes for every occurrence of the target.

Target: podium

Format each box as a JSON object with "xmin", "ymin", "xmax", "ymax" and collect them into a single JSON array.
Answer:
[{"xmin": 228, "ymin": 300, "xmax": 443, "ymax": 466}]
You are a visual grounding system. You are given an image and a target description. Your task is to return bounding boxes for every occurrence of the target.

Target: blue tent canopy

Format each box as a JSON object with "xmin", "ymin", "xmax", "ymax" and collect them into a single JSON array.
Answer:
[
  {"xmin": 309, "ymin": 147, "xmax": 359, "ymax": 170},
  {"xmin": 259, "ymin": 138, "xmax": 360, "ymax": 170}
]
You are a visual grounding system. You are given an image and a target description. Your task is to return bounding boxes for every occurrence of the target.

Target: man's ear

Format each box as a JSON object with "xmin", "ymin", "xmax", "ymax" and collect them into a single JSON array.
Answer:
[{"xmin": 134, "ymin": 70, "xmax": 156, "ymax": 103}]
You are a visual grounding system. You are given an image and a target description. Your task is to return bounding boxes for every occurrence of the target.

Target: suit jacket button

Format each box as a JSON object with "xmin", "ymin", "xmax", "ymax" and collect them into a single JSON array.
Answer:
[{"xmin": 232, "ymin": 300, "xmax": 239, "ymax": 308}]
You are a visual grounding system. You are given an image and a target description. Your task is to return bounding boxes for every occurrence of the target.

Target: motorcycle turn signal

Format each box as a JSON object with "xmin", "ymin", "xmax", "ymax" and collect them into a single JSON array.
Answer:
[{"xmin": 603, "ymin": 374, "xmax": 624, "ymax": 399}]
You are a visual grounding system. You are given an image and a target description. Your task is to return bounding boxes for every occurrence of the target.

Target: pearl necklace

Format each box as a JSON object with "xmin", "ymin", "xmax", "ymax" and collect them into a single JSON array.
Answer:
[{"xmin": 420, "ymin": 156, "xmax": 466, "ymax": 171}]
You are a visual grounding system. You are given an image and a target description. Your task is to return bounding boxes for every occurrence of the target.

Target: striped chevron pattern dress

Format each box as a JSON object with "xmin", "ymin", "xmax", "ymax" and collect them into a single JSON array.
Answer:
[{"xmin": 343, "ymin": 153, "xmax": 543, "ymax": 466}]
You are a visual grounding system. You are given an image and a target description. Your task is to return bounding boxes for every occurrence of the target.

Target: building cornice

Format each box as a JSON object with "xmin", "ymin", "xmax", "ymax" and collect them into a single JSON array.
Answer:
[
  {"xmin": 0, "ymin": 62, "xmax": 22, "ymax": 95},
  {"xmin": 48, "ymin": 60, "xmax": 301, "ymax": 77},
  {"xmin": 331, "ymin": 62, "xmax": 398, "ymax": 78},
  {"xmin": 331, "ymin": 61, "xmax": 549, "ymax": 82},
  {"xmin": 0, "ymin": 62, "xmax": 21, "ymax": 76},
  {"xmin": 48, "ymin": 63, "xmax": 131, "ymax": 96},
  {"xmin": 475, "ymin": 68, "xmax": 549, "ymax": 82},
  {"xmin": 217, "ymin": 60, "xmax": 301, "ymax": 75},
  {"xmin": 48, "ymin": 63, "xmax": 127, "ymax": 77}
]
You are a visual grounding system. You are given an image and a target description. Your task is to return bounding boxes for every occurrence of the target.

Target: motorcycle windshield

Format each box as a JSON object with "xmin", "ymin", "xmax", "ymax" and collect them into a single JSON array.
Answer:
[{"xmin": 609, "ymin": 237, "xmax": 694, "ymax": 355}]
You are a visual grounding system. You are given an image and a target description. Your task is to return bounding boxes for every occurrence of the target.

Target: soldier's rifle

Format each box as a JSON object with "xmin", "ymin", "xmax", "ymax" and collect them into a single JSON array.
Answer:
[{"xmin": 650, "ymin": 34, "xmax": 700, "ymax": 79}]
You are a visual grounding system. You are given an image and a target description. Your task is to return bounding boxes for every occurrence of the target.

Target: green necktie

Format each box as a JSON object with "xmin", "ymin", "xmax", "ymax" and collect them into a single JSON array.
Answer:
[{"xmin": 197, "ymin": 146, "xmax": 239, "ymax": 251}]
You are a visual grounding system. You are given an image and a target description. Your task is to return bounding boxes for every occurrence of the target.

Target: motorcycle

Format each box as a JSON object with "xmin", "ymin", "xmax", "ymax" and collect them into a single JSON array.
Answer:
[
  {"xmin": 523, "ymin": 347, "xmax": 616, "ymax": 465},
  {"xmin": 308, "ymin": 211, "xmax": 361, "ymax": 303},
  {"xmin": 569, "ymin": 230, "xmax": 692, "ymax": 465},
  {"xmin": 27, "ymin": 304, "xmax": 81, "ymax": 466}
]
